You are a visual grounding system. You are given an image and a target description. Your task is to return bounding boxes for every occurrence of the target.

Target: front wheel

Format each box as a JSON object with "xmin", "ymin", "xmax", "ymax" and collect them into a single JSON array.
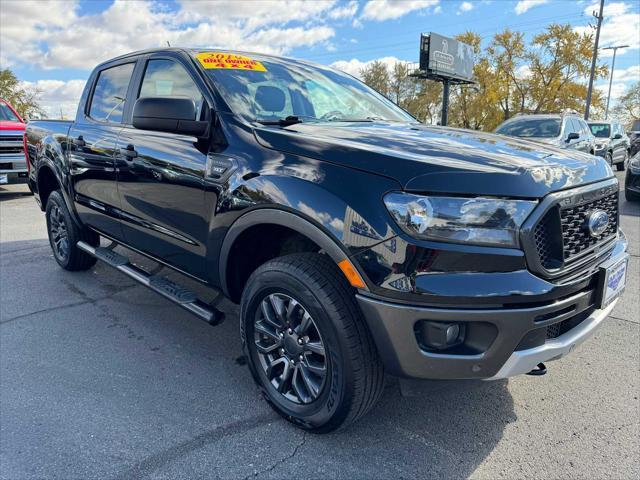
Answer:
[{"xmin": 240, "ymin": 253, "xmax": 384, "ymax": 433}]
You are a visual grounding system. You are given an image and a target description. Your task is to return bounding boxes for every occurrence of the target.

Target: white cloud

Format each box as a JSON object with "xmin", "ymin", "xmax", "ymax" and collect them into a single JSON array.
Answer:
[
  {"xmin": 0, "ymin": 0, "xmax": 339, "ymax": 70},
  {"xmin": 595, "ymin": 65, "xmax": 640, "ymax": 107},
  {"xmin": 514, "ymin": 0, "xmax": 549, "ymax": 15},
  {"xmin": 20, "ymin": 79, "xmax": 87, "ymax": 119},
  {"xmin": 329, "ymin": 0, "xmax": 359, "ymax": 19},
  {"xmin": 330, "ymin": 56, "xmax": 407, "ymax": 78},
  {"xmin": 575, "ymin": 2, "xmax": 640, "ymax": 57},
  {"xmin": 459, "ymin": 2, "xmax": 474, "ymax": 12},
  {"xmin": 361, "ymin": 0, "xmax": 439, "ymax": 22}
]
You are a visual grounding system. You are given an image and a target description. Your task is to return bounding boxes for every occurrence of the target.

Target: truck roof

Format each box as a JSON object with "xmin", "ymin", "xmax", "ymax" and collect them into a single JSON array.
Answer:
[{"xmin": 98, "ymin": 47, "xmax": 311, "ymax": 69}]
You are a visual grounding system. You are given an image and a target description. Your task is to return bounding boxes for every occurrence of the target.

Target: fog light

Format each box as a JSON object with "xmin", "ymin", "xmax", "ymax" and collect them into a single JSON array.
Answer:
[{"xmin": 416, "ymin": 321, "xmax": 465, "ymax": 351}]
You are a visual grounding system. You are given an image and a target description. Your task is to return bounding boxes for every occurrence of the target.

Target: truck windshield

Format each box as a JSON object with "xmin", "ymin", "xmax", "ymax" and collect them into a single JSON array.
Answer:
[
  {"xmin": 589, "ymin": 123, "xmax": 611, "ymax": 138},
  {"xmin": 0, "ymin": 103, "xmax": 21, "ymax": 122},
  {"xmin": 199, "ymin": 53, "xmax": 414, "ymax": 124},
  {"xmin": 495, "ymin": 118, "xmax": 561, "ymax": 138}
]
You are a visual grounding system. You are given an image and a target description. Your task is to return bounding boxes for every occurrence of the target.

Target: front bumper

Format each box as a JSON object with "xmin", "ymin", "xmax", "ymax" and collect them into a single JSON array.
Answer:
[
  {"xmin": 357, "ymin": 245, "xmax": 627, "ymax": 380},
  {"xmin": 488, "ymin": 299, "xmax": 617, "ymax": 379},
  {"xmin": 0, "ymin": 155, "xmax": 28, "ymax": 183}
]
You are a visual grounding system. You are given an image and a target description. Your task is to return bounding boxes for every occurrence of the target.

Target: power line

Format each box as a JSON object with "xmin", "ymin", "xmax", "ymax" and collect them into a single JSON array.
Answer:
[{"xmin": 305, "ymin": 13, "xmax": 586, "ymax": 61}]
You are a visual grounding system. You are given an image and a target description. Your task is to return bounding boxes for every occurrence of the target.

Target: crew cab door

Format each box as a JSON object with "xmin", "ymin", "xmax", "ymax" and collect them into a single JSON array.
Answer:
[
  {"xmin": 69, "ymin": 61, "xmax": 136, "ymax": 240},
  {"xmin": 115, "ymin": 54, "xmax": 210, "ymax": 278}
]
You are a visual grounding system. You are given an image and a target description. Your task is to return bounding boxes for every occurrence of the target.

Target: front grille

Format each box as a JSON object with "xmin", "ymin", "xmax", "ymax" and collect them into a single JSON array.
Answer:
[
  {"xmin": 532, "ymin": 189, "xmax": 618, "ymax": 275},
  {"xmin": 546, "ymin": 307, "xmax": 594, "ymax": 339},
  {"xmin": 0, "ymin": 147, "xmax": 23, "ymax": 155},
  {"xmin": 0, "ymin": 135, "xmax": 23, "ymax": 142},
  {"xmin": 561, "ymin": 193, "xmax": 618, "ymax": 262},
  {"xmin": 0, "ymin": 162, "xmax": 12, "ymax": 169}
]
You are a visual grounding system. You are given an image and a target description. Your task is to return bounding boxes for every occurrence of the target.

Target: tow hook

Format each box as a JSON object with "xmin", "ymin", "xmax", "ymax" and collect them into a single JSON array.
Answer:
[{"xmin": 526, "ymin": 362, "xmax": 547, "ymax": 376}]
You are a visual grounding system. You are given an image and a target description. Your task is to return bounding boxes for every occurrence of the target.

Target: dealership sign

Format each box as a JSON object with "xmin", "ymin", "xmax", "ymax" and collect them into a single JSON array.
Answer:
[{"xmin": 419, "ymin": 33, "xmax": 474, "ymax": 83}]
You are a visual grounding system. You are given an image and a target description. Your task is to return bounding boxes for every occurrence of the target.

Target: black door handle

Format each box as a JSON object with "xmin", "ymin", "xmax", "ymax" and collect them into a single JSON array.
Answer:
[
  {"xmin": 74, "ymin": 136, "xmax": 86, "ymax": 147},
  {"xmin": 119, "ymin": 145, "xmax": 138, "ymax": 159}
]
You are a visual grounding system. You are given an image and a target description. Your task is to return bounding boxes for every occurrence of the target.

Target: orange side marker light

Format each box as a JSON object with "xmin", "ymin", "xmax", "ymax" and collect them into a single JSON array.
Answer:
[{"xmin": 338, "ymin": 259, "xmax": 366, "ymax": 289}]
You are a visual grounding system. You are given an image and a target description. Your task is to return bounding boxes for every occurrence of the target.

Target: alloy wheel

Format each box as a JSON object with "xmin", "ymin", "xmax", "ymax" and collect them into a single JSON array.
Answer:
[
  {"xmin": 253, "ymin": 293, "xmax": 327, "ymax": 404},
  {"xmin": 49, "ymin": 204, "xmax": 69, "ymax": 260}
]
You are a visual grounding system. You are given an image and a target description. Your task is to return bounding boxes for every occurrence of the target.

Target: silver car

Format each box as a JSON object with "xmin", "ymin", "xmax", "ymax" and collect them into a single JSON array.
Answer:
[{"xmin": 495, "ymin": 112, "xmax": 596, "ymax": 155}]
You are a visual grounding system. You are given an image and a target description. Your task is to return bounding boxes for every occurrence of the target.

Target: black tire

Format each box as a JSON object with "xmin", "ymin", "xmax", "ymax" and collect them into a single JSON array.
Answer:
[
  {"xmin": 45, "ymin": 190, "xmax": 98, "ymax": 271},
  {"xmin": 240, "ymin": 253, "xmax": 384, "ymax": 433},
  {"xmin": 617, "ymin": 151, "xmax": 627, "ymax": 171},
  {"xmin": 625, "ymin": 188, "xmax": 640, "ymax": 202},
  {"xmin": 606, "ymin": 151, "xmax": 613, "ymax": 166}
]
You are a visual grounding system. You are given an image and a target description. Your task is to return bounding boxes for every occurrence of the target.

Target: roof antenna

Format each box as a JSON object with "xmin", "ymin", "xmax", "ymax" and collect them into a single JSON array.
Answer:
[{"xmin": 166, "ymin": 41, "xmax": 171, "ymax": 47}]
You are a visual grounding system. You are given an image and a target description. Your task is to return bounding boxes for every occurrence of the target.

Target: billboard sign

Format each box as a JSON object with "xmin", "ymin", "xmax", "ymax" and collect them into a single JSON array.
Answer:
[{"xmin": 419, "ymin": 33, "xmax": 474, "ymax": 82}]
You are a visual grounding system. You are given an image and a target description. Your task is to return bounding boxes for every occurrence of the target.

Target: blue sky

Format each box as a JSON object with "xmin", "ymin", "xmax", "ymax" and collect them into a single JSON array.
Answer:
[{"xmin": 1, "ymin": 0, "xmax": 638, "ymax": 118}]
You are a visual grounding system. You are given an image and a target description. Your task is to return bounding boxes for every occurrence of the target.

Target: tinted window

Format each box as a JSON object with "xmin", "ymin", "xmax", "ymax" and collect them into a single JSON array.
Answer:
[
  {"xmin": 590, "ymin": 123, "xmax": 611, "ymax": 138},
  {"xmin": 201, "ymin": 53, "xmax": 413, "ymax": 123},
  {"xmin": 89, "ymin": 63, "xmax": 135, "ymax": 123},
  {"xmin": 0, "ymin": 103, "xmax": 20, "ymax": 122},
  {"xmin": 139, "ymin": 59, "xmax": 203, "ymax": 119},
  {"xmin": 568, "ymin": 118, "xmax": 582, "ymax": 136},
  {"xmin": 496, "ymin": 118, "xmax": 561, "ymax": 138}
]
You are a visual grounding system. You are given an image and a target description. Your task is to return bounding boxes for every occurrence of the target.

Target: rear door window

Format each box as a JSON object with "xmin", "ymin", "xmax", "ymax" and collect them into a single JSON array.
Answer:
[{"xmin": 89, "ymin": 63, "xmax": 135, "ymax": 123}]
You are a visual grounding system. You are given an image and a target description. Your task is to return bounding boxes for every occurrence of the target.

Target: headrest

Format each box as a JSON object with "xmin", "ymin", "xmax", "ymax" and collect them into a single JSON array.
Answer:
[{"xmin": 255, "ymin": 85, "xmax": 285, "ymax": 112}]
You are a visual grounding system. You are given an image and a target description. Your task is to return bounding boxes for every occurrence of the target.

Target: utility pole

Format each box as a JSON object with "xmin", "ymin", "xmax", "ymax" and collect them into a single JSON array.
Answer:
[
  {"xmin": 584, "ymin": 0, "xmax": 605, "ymax": 121},
  {"xmin": 603, "ymin": 44, "xmax": 629, "ymax": 119},
  {"xmin": 441, "ymin": 79, "xmax": 450, "ymax": 126}
]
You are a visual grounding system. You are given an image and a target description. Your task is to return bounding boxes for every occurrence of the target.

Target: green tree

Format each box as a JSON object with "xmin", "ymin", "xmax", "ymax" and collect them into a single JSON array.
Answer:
[
  {"xmin": 611, "ymin": 82, "xmax": 640, "ymax": 130},
  {"xmin": 0, "ymin": 68, "xmax": 43, "ymax": 119},
  {"xmin": 360, "ymin": 61, "xmax": 391, "ymax": 97}
]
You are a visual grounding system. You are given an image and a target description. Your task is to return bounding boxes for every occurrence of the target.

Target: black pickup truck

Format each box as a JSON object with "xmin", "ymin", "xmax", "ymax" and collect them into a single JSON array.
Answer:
[{"xmin": 26, "ymin": 49, "xmax": 628, "ymax": 432}]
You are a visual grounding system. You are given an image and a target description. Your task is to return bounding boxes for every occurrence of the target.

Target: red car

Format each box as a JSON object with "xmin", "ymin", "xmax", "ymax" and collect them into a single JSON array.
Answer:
[{"xmin": 0, "ymin": 98, "xmax": 28, "ymax": 184}]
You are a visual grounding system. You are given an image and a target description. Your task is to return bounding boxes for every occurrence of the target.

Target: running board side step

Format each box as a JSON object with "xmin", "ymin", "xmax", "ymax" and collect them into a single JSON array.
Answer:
[{"xmin": 77, "ymin": 241, "xmax": 224, "ymax": 325}]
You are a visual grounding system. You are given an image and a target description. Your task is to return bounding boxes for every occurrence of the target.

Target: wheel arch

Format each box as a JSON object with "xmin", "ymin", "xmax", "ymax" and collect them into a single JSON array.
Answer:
[{"xmin": 219, "ymin": 208, "xmax": 367, "ymax": 302}]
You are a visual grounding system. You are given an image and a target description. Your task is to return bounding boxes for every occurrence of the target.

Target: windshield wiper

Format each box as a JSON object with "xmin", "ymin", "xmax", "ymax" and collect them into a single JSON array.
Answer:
[{"xmin": 257, "ymin": 115, "xmax": 304, "ymax": 126}]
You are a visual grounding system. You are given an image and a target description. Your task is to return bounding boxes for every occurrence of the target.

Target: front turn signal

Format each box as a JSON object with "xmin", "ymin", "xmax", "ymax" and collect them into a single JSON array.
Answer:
[{"xmin": 338, "ymin": 259, "xmax": 366, "ymax": 289}]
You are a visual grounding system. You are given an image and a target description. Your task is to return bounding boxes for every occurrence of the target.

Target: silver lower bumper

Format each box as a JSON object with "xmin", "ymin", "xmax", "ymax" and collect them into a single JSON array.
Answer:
[{"xmin": 487, "ymin": 299, "xmax": 618, "ymax": 380}]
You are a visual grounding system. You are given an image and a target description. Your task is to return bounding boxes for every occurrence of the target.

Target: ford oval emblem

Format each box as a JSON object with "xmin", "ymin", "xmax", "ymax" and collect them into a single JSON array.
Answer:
[{"xmin": 587, "ymin": 210, "xmax": 609, "ymax": 237}]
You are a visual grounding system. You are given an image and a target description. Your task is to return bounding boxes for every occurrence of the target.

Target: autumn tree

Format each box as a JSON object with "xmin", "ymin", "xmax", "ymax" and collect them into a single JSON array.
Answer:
[
  {"xmin": 527, "ymin": 24, "xmax": 607, "ymax": 114},
  {"xmin": 0, "ymin": 68, "xmax": 43, "ymax": 119}
]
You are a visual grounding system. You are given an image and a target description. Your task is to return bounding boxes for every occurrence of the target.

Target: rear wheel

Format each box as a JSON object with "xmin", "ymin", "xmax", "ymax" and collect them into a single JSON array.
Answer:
[
  {"xmin": 240, "ymin": 253, "xmax": 384, "ymax": 433},
  {"xmin": 45, "ymin": 190, "xmax": 98, "ymax": 271}
]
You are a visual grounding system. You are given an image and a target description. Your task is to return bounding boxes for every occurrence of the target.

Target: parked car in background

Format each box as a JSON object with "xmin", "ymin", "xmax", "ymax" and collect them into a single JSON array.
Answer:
[
  {"xmin": 495, "ymin": 112, "xmax": 596, "ymax": 154},
  {"xmin": 588, "ymin": 120, "xmax": 630, "ymax": 171},
  {"xmin": 628, "ymin": 119, "xmax": 640, "ymax": 157},
  {"xmin": 625, "ymin": 151, "xmax": 640, "ymax": 202},
  {"xmin": 0, "ymin": 99, "xmax": 27, "ymax": 185}
]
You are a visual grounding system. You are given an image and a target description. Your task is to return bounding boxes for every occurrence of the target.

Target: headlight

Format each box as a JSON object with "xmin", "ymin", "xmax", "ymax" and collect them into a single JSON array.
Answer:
[
  {"xmin": 383, "ymin": 193, "xmax": 537, "ymax": 248},
  {"xmin": 630, "ymin": 156, "xmax": 640, "ymax": 173}
]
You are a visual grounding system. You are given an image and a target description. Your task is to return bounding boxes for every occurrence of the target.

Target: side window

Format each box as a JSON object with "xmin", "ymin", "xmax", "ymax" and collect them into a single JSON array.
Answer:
[
  {"xmin": 578, "ymin": 119, "xmax": 590, "ymax": 136},
  {"xmin": 89, "ymin": 63, "xmax": 135, "ymax": 123},
  {"xmin": 568, "ymin": 118, "xmax": 581, "ymax": 135},
  {"xmin": 139, "ymin": 59, "xmax": 204, "ymax": 119}
]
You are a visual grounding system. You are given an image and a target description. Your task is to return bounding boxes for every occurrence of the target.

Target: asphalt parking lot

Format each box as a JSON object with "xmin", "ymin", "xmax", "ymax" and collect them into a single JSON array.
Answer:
[{"xmin": 1, "ymin": 171, "xmax": 638, "ymax": 480}]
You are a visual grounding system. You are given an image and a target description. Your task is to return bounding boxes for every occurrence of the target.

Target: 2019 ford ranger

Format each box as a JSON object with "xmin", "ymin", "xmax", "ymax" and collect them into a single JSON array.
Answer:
[{"xmin": 26, "ymin": 49, "xmax": 628, "ymax": 432}]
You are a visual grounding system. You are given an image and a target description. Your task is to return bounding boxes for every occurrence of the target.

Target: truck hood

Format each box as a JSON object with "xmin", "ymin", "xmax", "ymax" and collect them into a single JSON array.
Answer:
[
  {"xmin": 254, "ymin": 122, "xmax": 612, "ymax": 198},
  {"xmin": 0, "ymin": 120, "xmax": 26, "ymax": 131}
]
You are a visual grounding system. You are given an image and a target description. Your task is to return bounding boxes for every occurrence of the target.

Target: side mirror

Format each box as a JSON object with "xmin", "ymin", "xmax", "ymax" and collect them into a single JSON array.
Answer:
[
  {"xmin": 566, "ymin": 132, "xmax": 579, "ymax": 142},
  {"xmin": 614, "ymin": 133, "xmax": 623, "ymax": 139},
  {"xmin": 132, "ymin": 97, "xmax": 208, "ymax": 137}
]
